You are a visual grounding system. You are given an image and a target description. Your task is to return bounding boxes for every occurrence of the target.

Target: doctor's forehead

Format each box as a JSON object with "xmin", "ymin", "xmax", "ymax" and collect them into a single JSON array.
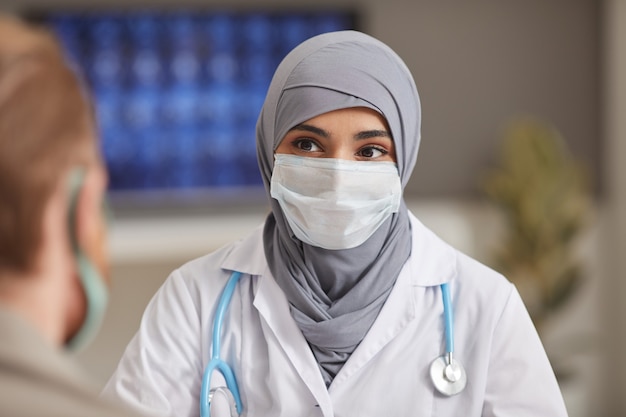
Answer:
[
  {"xmin": 290, "ymin": 107, "xmax": 392, "ymax": 135},
  {"xmin": 289, "ymin": 106, "xmax": 389, "ymax": 127}
]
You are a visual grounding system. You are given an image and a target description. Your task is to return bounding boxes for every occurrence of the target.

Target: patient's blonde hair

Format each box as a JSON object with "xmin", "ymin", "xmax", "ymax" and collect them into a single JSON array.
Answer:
[{"xmin": 0, "ymin": 14, "xmax": 100, "ymax": 273}]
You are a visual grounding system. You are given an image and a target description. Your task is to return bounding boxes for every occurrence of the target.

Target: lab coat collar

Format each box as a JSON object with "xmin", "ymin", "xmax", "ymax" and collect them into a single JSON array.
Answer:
[
  {"xmin": 220, "ymin": 223, "xmax": 270, "ymax": 277},
  {"xmin": 407, "ymin": 211, "xmax": 458, "ymax": 287},
  {"xmin": 220, "ymin": 212, "xmax": 457, "ymax": 287}
]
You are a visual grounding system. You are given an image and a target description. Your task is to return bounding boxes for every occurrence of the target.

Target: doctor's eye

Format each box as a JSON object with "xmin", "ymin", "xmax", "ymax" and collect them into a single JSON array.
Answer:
[
  {"xmin": 292, "ymin": 138, "xmax": 322, "ymax": 153},
  {"xmin": 357, "ymin": 145, "xmax": 388, "ymax": 159}
]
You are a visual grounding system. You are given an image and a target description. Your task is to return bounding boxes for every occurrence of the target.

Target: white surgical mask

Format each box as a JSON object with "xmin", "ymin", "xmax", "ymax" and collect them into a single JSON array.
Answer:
[{"xmin": 270, "ymin": 154, "xmax": 402, "ymax": 250}]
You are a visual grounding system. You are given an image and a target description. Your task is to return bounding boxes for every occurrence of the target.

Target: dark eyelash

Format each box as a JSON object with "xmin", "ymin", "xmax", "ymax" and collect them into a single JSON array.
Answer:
[
  {"xmin": 292, "ymin": 138, "xmax": 319, "ymax": 149},
  {"xmin": 362, "ymin": 145, "xmax": 388, "ymax": 154}
]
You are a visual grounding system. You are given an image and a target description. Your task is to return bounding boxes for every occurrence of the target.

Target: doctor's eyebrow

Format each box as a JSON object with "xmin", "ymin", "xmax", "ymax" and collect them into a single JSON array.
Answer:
[
  {"xmin": 289, "ymin": 124, "xmax": 329, "ymax": 138},
  {"xmin": 354, "ymin": 129, "xmax": 391, "ymax": 140},
  {"xmin": 289, "ymin": 124, "xmax": 391, "ymax": 140}
]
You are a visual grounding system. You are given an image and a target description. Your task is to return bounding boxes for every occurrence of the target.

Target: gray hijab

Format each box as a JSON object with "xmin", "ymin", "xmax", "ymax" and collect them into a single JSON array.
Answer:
[{"xmin": 256, "ymin": 31, "xmax": 421, "ymax": 386}]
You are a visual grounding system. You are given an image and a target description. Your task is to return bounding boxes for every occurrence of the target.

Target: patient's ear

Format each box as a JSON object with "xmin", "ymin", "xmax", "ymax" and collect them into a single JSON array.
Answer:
[{"xmin": 72, "ymin": 166, "xmax": 109, "ymax": 283}]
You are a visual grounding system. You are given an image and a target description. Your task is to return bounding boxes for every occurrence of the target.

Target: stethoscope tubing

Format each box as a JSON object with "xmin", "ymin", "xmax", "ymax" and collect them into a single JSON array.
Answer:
[
  {"xmin": 441, "ymin": 283, "xmax": 454, "ymax": 355},
  {"xmin": 212, "ymin": 271, "xmax": 242, "ymax": 360},
  {"xmin": 430, "ymin": 282, "xmax": 467, "ymax": 396},
  {"xmin": 201, "ymin": 271, "xmax": 244, "ymax": 417}
]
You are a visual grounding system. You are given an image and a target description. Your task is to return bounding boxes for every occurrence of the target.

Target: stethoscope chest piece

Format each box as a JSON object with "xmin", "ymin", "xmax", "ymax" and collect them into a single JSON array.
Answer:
[
  {"xmin": 430, "ymin": 354, "xmax": 467, "ymax": 396},
  {"xmin": 209, "ymin": 386, "xmax": 239, "ymax": 417}
]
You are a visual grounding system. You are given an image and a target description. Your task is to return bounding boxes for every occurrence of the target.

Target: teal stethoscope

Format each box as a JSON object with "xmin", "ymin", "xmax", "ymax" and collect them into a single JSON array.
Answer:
[{"xmin": 200, "ymin": 271, "xmax": 467, "ymax": 417}]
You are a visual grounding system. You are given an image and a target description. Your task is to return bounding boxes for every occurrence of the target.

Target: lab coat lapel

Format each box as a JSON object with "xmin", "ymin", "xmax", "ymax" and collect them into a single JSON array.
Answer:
[
  {"xmin": 254, "ymin": 274, "xmax": 334, "ymax": 416},
  {"xmin": 223, "ymin": 228, "xmax": 334, "ymax": 415}
]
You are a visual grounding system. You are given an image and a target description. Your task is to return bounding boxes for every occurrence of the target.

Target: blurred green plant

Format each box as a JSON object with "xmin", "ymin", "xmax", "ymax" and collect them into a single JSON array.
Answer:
[{"xmin": 482, "ymin": 118, "xmax": 592, "ymax": 334}]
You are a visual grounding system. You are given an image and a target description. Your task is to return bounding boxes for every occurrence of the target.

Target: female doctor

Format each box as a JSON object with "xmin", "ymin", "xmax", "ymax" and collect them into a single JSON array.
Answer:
[{"xmin": 102, "ymin": 31, "xmax": 569, "ymax": 417}]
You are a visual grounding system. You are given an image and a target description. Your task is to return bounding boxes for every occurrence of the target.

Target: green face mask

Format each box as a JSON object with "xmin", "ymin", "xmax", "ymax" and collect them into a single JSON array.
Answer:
[{"xmin": 64, "ymin": 168, "xmax": 110, "ymax": 352}]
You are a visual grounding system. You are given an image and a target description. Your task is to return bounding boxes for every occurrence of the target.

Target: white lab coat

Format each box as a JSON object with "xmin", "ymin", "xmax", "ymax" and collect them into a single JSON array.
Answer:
[{"xmin": 103, "ymin": 212, "xmax": 569, "ymax": 417}]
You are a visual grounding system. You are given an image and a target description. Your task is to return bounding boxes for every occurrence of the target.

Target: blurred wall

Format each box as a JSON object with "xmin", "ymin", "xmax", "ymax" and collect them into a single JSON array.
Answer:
[{"xmin": 601, "ymin": 0, "xmax": 626, "ymax": 415}]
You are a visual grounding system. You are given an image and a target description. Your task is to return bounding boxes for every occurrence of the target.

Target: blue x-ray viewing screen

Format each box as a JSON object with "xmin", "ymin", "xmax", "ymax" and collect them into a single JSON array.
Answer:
[{"xmin": 39, "ymin": 10, "xmax": 355, "ymax": 201}]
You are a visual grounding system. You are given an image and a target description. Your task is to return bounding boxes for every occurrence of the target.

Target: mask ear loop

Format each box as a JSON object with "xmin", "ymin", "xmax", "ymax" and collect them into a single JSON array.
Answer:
[
  {"xmin": 66, "ymin": 168, "xmax": 83, "ymax": 250},
  {"xmin": 65, "ymin": 168, "xmax": 110, "ymax": 351}
]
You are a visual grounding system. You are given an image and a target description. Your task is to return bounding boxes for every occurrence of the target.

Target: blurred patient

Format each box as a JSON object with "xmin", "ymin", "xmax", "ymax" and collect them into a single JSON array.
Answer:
[{"xmin": 0, "ymin": 14, "xmax": 144, "ymax": 417}]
